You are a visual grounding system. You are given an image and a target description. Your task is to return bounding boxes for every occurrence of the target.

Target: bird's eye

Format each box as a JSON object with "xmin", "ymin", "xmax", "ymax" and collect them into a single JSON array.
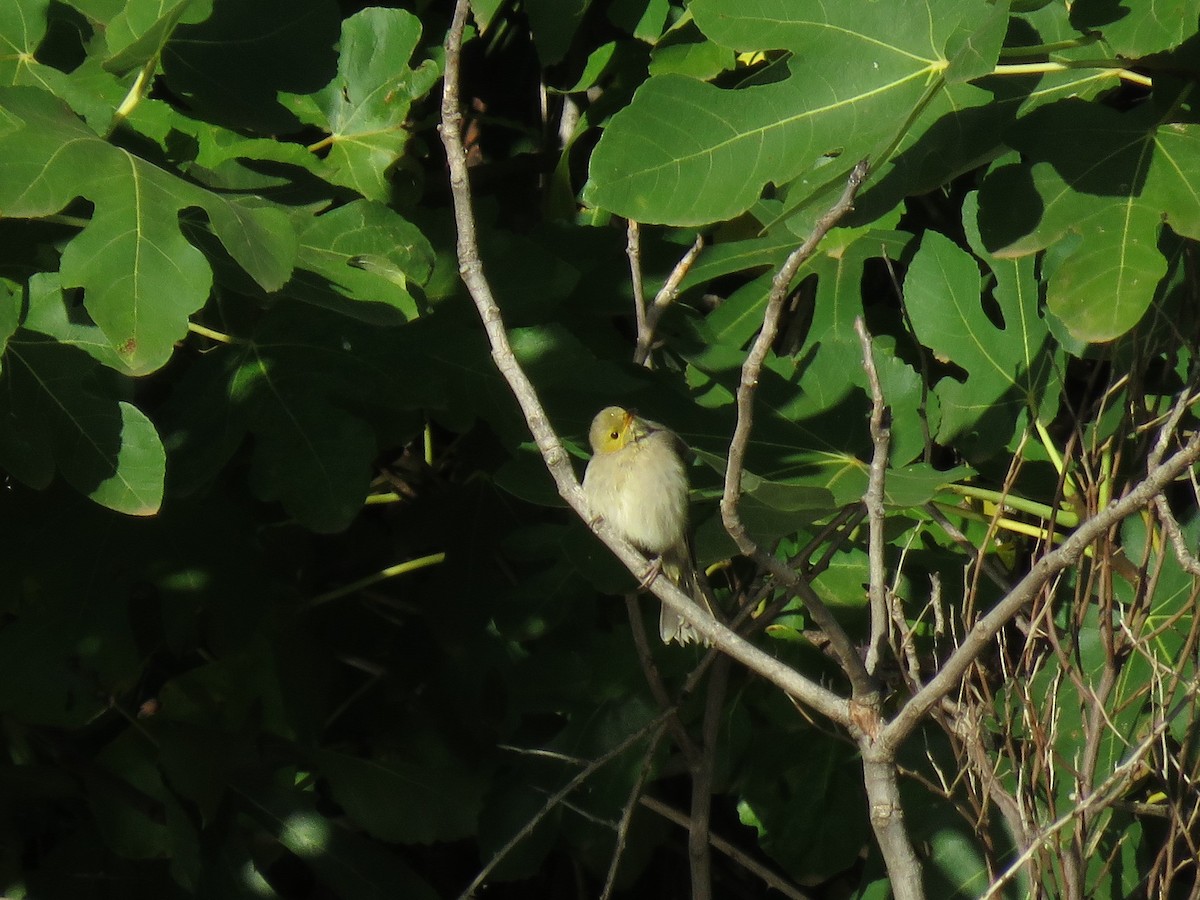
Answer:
[{"xmin": 609, "ymin": 430, "xmax": 619, "ymax": 440}]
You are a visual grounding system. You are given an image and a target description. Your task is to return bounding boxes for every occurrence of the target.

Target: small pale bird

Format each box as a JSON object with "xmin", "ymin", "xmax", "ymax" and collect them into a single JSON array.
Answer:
[{"xmin": 583, "ymin": 406, "xmax": 708, "ymax": 644}]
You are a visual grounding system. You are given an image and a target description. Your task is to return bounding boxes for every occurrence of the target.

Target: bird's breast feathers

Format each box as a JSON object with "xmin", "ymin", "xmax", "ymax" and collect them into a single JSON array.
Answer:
[{"xmin": 586, "ymin": 432, "xmax": 687, "ymax": 554}]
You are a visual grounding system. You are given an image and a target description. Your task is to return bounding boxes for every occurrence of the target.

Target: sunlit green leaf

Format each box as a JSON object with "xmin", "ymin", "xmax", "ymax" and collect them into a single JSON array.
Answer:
[
  {"xmin": 1071, "ymin": 0, "xmax": 1197, "ymax": 56},
  {"xmin": 979, "ymin": 99, "xmax": 1200, "ymax": 342},
  {"xmin": 288, "ymin": 199, "xmax": 434, "ymax": 321},
  {"xmin": 905, "ymin": 226, "xmax": 1050, "ymax": 451},
  {"xmin": 104, "ymin": 0, "xmax": 196, "ymax": 74},
  {"xmin": 0, "ymin": 86, "xmax": 297, "ymax": 373},
  {"xmin": 309, "ymin": 8, "xmax": 441, "ymax": 202},
  {"xmin": 0, "ymin": 0, "xmax": 73, "ymax": 98},
  {"xmin": 587, "ymin": 0, "xmax": 1002, "ymax": 224}
]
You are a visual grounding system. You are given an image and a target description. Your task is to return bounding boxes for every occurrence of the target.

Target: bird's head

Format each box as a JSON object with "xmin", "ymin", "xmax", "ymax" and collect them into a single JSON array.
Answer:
[{"xmin": 588, "ymin": 406, "xmax": 638, "ymax": 454}]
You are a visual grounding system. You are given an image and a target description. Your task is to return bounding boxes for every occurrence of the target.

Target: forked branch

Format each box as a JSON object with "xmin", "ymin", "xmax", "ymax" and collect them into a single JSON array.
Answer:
[
  {"xmin": 440, "ymin": 0, "xmax": 848, "ymax": 725},
  {"xmin": 718, "ymin": 160, "xmax": 876, "ymax": 704}
]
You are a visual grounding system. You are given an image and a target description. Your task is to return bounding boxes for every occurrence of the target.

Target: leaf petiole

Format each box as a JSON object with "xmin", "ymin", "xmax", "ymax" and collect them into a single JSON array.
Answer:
[
  {"xmin": 107, "ymin": 58, "xmax": 157, "ymax": 137},
  {"xmin": 998, "ymin": 35, "xmax": 1101, "ymax": 58},
  {"xmin": 306, "ymin": 552, "xmax": 448, "ymax": 608},
  {"xmin": 931, "ymin": 500, "xmax": 1068, "ymax": 546},
  {"xmin": 945, "ymin": 483, "xmax": 1079, "ymax": 527},
  {"xmin": 992, "ymin": 61, "xmax": 1151, "ymax": 89}
]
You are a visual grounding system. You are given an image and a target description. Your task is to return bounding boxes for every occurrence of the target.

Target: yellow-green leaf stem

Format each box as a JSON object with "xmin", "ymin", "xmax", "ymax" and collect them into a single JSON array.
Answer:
[
  {"xmin": 187, "ymin": 322, "xmax": 238, "ymax": 344},
  {"xmin": 364, "ymin": 492, "xmax": 402, "ymax": 505},
  {"xmin": 1035, "ymin": 419, "xmax": 1080, "ymax": 500},
  {"xmin": 992, "ymin": 61, "xmax": 1151, "ymax": 89},
  {"xmin": 945, "ymin": 483, "xmax": 1080, "ymax": 528},
  {"xmin": 932, "ymin": 500, "xmax": 1068, "ymax": 546},
  {"xmin": 1099, "ymin": 444, "xmax": 1113, "ymax": 510},
  {"xmin": 998, "ymin": 36, "xmax": 1101, "ymax": 58},
  {"xmin": 307, "ymin": 552, "xmax": 447, "ymax": 608},
  {"xmin": 107, "ymin": 58, "xmax": 156, "ymax": 137}
]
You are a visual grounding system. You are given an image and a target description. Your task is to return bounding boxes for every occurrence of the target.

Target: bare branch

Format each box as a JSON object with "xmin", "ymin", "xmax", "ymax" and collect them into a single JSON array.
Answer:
[
  {"xmin": 857, "ymin": 317, "xmax": 892, "ymax": 676},
  {"xmin": 627, "ymin": 220, "xmax": 649, "ymax": 351},
  {"xmin": 861, "ymin": 748, "xmax": 926, "ymax": 900},
  {"xmin": 440, "ymin": 0, "xmax": 849, "ymax": 725},
  {"xmin": 854, "ymin": 317, "xmax": 925, "ymax": 898}
]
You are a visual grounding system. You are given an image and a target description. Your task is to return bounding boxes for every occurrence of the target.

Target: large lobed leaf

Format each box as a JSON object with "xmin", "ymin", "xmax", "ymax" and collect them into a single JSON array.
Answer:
[
  {"xmin": 979, "ymin": 99, "xmax": 1200, "ymax": 342},
  {"xmin": 586, "ymin": 0, "xmax": 1007, "ymax": 225},
  {"xmin": 905, "ymin": 203, "xmax": 1058, "ymax": 454},
  {"xmin": 0, "ymin": 331, "xmax": 165, "ymax": 515},
  {"xmin": 0, "ymin": 86, "xmax": 297, "ymax": 374},
  {"xmin": 306, "ymin": 8, "xmax": 441, "ymax": 202}
]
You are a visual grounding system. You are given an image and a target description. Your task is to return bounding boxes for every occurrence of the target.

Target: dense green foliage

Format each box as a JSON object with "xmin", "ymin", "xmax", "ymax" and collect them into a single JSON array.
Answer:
[{"xmin": 2, "ymin": 0, "xmax": 1200, "ymax": 897}]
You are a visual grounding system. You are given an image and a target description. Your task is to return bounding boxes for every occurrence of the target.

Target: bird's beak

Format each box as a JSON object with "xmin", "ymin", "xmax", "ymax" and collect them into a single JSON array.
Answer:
[{"xmin": 623, "ymin": 409, "xmax": 648, "ymax": 441}]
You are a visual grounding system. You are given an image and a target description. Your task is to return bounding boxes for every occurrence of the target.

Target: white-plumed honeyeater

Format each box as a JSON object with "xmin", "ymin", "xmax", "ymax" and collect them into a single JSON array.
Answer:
[{"xmin": 583, "ymin": 406, "xmax": 709, "ymax": 644}]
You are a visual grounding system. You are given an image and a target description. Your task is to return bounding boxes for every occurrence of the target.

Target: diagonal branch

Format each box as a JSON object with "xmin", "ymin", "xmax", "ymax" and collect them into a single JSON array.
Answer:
[
  {"xmin": 1148, "ymin": 378, "xmax": 1200, "ymax": 576},
  {"xmin": 440, "ymin": 0, "xmax": 848, "ymax": 726}
]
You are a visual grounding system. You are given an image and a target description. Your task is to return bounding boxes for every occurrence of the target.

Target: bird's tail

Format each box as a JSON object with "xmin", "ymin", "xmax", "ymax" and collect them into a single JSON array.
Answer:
[{"xmin": 659, "ymin": 545, "xmax": 713, "ymax": 646}]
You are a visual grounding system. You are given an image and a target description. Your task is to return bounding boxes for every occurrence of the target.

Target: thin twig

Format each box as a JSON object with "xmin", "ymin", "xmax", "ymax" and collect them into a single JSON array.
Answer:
[
  {"xmin": 441, "ymin": 0, "xmax": 850, "ymax": 725},
  {"xmin": 1148, "ymin": 373, "xmax": 1200, "ymax": 576},
  {"xmin": 627, "ymin": 220, "xmax": 649, "ymax": 351},
  {"xmin": 980, "ymin": 676, "xmax": 1200, "ymax": 899},
  {"xmin": 857, "ymin": 317, "xmax": 892, "ymax": 676},
  {"xmin": 689, "ymin": 654, "xmax": 730, "ymax": 900},
  {"xmin": 633, "ymin": 233, "xmax": 706, "ymax": 366},
  {"xmin": 852, "ymin": 317, "xmax": 926, "ymax": 900},
  {"xmin": 625, "ymin": 593, "xmax": 699, "ymax": 763},
  {"xmin": 306, "ymin": 552, "xmax": 447, "ymax": 608},
  {"xmin": 924, "ymin": 504, "xmax": 1013, "ymax": 593},
  {"xmin": 601, "ymin": 721, "xmax": 669, "ymax": 900},
  {"xmin": 739, "ymin": 505, "xmax": 867, "ymax": 650},
  {"xmin": 459, "ymin": 712, "xmax": 673, "ymax": 899},
  {"xmin": 638, "ymin": 796, "xmax": 814, "ymax": 900}
]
